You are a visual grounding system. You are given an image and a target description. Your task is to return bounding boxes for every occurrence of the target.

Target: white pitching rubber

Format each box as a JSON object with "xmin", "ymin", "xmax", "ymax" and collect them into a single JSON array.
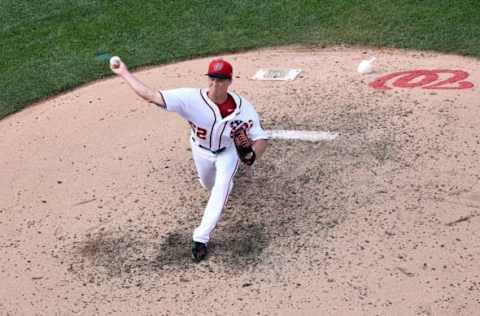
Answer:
[{"xmin": 266, "ymin": 130, "xmax": 338, "ymax": 142}]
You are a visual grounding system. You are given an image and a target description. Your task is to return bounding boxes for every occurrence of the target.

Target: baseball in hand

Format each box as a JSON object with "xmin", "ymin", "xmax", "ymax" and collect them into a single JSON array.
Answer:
[{"xmin": 110, "ymin": 56, "xmax": 121, "ymax": 69}]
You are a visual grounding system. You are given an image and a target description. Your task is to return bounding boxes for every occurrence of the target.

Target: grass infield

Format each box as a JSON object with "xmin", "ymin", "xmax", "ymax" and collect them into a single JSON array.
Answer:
[{"xmin": 1, "ymin": 0, "xmax": 479, "ymax": 119}]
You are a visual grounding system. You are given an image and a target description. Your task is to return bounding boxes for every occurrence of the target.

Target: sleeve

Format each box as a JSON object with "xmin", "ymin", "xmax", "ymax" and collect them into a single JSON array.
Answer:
[
  {"xmin": 159, "ymin": 88, "xmax": 194, "ymax": 117},
  {"xmin": 248, "ymin": 108, "xmax": 269, "ymax": 141}
]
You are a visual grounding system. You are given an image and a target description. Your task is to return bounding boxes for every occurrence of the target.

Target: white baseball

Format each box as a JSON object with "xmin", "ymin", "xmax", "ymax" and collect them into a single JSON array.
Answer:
[{"xmin": 110, "ymin": 56, "xmax": 121, "ymax": 68}]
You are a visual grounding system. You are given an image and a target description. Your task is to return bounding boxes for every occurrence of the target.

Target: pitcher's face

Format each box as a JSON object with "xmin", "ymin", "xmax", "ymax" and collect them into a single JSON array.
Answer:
[{"xmin": 208, "ymin": 76, "xmax": 231, "ymax": 99}]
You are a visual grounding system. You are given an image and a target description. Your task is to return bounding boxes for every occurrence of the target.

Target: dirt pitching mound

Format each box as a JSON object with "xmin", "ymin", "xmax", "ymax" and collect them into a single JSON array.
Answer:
[{"xmin": 1, "ymin": 46, "xmax": 479, "ymax": 315}]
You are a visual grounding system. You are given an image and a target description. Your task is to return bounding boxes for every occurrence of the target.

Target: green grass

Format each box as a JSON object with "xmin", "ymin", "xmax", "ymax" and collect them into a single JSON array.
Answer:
[{"xmin": 1, "ymin": 0, "xmax": 480, "ymax": 119}]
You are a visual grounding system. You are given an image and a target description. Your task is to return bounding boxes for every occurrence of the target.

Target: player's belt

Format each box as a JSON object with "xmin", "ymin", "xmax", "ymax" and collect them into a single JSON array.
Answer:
[
  {"xmin": 198, "ymin": 144, "xmax": 226, "ymax": 154},
  {"xmin": 192, "ymin": 137, "xmax": 226, "ymax": 154}
]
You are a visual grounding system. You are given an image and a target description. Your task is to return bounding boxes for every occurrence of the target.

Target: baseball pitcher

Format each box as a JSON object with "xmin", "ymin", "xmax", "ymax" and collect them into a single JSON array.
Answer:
[{"xmin": 110, "ymin": 57, "xmax": 268, "ymax": 262}]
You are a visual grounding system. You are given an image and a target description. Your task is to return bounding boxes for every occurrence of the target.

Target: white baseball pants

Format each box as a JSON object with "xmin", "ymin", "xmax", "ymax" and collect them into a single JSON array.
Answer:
[{"xmin": 191, "ymin": 140, "xmax": 239, "ymax": 244}]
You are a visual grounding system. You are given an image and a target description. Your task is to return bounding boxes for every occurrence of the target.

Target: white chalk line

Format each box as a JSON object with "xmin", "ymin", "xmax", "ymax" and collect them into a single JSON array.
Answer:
[{"xmin": 266, "ymin": 130, "xmax": 338, "ymax": 142}]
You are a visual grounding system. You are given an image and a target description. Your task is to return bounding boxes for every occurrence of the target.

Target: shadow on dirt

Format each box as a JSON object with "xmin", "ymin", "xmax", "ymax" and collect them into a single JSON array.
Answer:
[{"xmin": 70, "ymin": 220, "xmax": 269, "ymax": 283}]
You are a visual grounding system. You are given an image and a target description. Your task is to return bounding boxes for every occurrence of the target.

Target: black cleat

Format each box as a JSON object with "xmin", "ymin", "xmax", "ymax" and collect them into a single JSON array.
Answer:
[{"xmin": 192, "ymin": 241, "xmax": 208, "ymax": 262}]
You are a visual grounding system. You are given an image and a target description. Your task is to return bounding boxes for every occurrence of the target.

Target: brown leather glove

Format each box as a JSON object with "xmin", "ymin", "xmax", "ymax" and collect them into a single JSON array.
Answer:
[{"xmin": 233, "ymin": 128, "xmax": 256, "ymax": 165}]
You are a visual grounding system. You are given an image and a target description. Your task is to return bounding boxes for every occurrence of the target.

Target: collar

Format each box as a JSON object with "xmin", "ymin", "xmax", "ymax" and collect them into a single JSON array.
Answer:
[{"xmin": 201, "ymin": 89, "xmax": 241, "ymax": 121}]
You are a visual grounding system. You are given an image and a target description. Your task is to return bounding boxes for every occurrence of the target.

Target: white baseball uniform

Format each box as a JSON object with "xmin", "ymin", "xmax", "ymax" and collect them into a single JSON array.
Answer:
[{"xmin": 160, "ymin": 88, "xmax": 268, "ymax": 244}]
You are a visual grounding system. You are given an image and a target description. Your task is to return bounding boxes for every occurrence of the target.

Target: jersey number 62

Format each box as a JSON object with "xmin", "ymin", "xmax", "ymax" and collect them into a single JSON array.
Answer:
[{"xmin": 189, "ymin": 121, "xmax": 207, "ymax": 140}]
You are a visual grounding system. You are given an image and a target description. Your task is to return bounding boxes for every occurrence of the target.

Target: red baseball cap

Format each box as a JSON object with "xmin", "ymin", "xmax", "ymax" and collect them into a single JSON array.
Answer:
[{"xmin": 206, "ymin": 59, "xmax": 233, "ymax": 79}]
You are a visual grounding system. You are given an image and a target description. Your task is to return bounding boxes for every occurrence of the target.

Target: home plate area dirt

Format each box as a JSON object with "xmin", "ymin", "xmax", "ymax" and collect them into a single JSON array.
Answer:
[{"xmin": 1, "ymin": 46, "xmax": 479, "ymax": 315}]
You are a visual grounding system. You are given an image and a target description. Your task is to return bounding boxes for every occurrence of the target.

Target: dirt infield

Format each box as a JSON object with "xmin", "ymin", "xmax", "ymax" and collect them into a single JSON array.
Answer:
[{"xmin": 1, "ymin": 46, "xmax": 479, "ymax": 315}]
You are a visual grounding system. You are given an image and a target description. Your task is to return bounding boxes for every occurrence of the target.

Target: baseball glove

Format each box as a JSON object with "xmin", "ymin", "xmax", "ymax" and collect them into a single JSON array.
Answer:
[{"xmin": 233, "ymin": 128, "xmax": 256, "ymax": 165}]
